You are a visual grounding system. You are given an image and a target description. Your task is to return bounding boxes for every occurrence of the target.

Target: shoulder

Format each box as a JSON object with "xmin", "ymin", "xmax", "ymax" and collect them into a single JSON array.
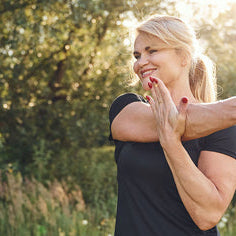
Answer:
[
  {"xmin": 200, "ymin": 125, "xmax": 236, "ymax": 159},
  {"xmin": 108, "ymin": 93, "xmax": 153, "ymax": 142},
  {"xmin": 109, "ymin": 92, "xmax": 147, "ymax": 123},
  {"xmin": 110, "ymin": 92, "xmax": 146, "ymax": 110},
  {"xmin": 201, "ymin": 125, "xmax": 236, "ymax": 145}
]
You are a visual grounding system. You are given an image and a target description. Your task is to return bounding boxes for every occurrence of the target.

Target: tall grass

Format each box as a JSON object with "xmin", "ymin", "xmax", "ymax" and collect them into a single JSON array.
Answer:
[
  {"xmin": 0, "ymin": 167, "xmax": 235, "ymax": 236},
  {"xmin": 0, "ymin": 171, "xmax": 115, "ymax": 236}
]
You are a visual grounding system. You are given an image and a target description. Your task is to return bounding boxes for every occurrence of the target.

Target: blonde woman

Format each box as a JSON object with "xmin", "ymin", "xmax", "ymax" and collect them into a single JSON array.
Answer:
[{"xmin": 109, "ymin": 15, "xmax": 236, "ymax": 236}]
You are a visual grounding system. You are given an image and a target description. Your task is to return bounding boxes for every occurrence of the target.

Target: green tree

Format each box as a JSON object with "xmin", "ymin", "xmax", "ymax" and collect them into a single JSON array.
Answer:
[
  {"xmin": 0, "ymin": 0, "xmax": 128, "ymax": 173},
  {"xmin": 198, "ymin": 2, "xmax": 236, "ymax": 98},
  {"xmin": 0, "ymin": 0, "xmax": 177, "ymax": 175}
]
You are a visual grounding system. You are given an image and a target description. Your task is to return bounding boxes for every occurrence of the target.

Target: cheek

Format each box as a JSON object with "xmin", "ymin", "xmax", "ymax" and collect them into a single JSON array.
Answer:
[
  {"xmin": 133, "ymin": 62, "xmax": 139, "ymax": 74},
  {"xmin": 133, "ymin": 62, "xmax": 150, "ymax": 91}
]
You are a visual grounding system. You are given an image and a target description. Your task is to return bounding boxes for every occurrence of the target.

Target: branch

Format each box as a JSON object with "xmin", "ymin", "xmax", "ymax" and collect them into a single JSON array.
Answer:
[
  {"xmin": 48, "ymin": 30, "xmax": 74, "ymax": 92},
  {"xmin": 0, "ymin": 0, "xmax": 48, "ymax": 15},
  {"xmin": 24, "ymin": 49, "xmax": 62, "ymax": 81},
  {"xmin": 80, "ymin": 15, "xmax": 111, "ymax": 76}
]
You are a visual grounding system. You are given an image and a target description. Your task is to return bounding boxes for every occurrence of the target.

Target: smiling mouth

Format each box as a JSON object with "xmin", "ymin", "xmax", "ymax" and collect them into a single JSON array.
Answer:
[{"xmin": 141, "ymin": 69, "xmax": 157, "ymax": 79}]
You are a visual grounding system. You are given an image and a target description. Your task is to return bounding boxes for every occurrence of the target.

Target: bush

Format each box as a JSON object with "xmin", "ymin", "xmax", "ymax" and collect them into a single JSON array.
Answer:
[
  {"xmin": 62, "ymin": 146, "xmax": 117, "ymax": 222},
  {"xmin": 27, "ymin": 145, "xmax": 117, "ymax": 223}
]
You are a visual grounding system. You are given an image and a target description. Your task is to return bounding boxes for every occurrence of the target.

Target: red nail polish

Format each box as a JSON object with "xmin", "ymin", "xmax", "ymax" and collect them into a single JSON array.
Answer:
[
  {"xmin": 150, "ymin": 77, "xmax": 158, "ymax": 83},
  {"xmin": 182, "ymin": 97, "xmax": 188, "ymax": 104},
  {"xmin": 146, "ymin": 95, "xmax": 151, "ymax": 102},
  {"xmin": 148, "ymin": 82, "xmax": 152, "ymax": 88}
]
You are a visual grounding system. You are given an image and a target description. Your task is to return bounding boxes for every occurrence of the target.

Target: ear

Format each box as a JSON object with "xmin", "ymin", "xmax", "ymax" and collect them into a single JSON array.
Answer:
[
  {"xmin": 181, "ymin": 60, "xmax": 187, "ymax": 67},
  {"xmin": 180, "ymin": 51, "xmax": 191, "ymax": 67},
  {"xmin": 176, "ymin": 49, "xmax": 189, "ymax": 67}
]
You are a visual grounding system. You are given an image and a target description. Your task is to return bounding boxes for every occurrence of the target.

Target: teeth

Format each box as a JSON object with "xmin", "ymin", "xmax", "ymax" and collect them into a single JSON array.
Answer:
[
  {"xmin": 143, "ymin": 71, "xmax": 151, "ymax": 76},
  {"xmin": 142, "ymin": 70, "xmax": 156, "ymax": 77}
]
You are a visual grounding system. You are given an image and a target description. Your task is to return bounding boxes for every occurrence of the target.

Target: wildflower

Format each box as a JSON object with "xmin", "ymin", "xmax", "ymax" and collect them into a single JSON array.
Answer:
[
  {"xmin": 58, "ymin": 227, "xmax": 65, "ymax": 236},
  {"xmin": 100, "ymin": 218, "xmax": 107, "ymax": 225},
  {"xmin": 82, "ymin": 219, "xmax": 88, "ymax": 225}
]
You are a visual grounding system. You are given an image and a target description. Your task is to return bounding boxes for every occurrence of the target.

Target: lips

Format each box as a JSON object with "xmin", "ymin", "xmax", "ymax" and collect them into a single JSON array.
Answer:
[{"xmin": 140, "ymin": 68, "xmax": 157, "ymax": 78}]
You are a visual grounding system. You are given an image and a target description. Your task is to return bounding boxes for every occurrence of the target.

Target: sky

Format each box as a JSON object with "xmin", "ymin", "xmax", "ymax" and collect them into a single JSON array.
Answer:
[
  {"xmin": 176, "ymin": 0, "xmax": 236, "ymax": 21},
  {"xmin": 122, "ymin": 0, "xmax": 236, "ymax": 27},
  {"xmin": 121, "ymin": 0, "xmax": 236, "ymax": 46}
]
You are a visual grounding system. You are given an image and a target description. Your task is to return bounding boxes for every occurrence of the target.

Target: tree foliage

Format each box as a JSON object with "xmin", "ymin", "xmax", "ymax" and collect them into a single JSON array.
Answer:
[
  {"xmin": 0, "ymin": 0, "xmax": 235, "ymax": 179},
  {"xmin": 0, "ymin": 0, "xmax": 132, "ymax": 172},
  {"xmin": 0, "ymin": 0, "xmax": 236, "ymax": 234},
  {"xmin": 197, "ymin": 2, "xmax": 236, "ymax": 98}
]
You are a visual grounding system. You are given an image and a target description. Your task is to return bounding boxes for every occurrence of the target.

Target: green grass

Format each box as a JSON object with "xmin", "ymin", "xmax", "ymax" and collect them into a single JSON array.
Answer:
[
  {"xmin": 0, "ymin": 171, "xmax": 235, "ymax": 236},
  {"xmin": 0, "ymin": 171, "xmax": 115, "ymax": 236}
]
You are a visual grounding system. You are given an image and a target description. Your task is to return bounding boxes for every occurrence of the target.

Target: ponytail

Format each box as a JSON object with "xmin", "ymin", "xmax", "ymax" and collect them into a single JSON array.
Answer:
[{"xmin": 189, "ymin": 54, "xmax": 217, "ymax": 103}]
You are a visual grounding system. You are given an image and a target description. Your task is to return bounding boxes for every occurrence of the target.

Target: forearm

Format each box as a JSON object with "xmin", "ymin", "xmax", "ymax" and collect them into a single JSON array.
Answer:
[
  {"xmin": 162, "ymin": 140, "xmax": 223, "ymax": 230},
  {"xmin": 183, "ymin": 97, "xmax": 236, "ymax": 140},
  {"xmin": 112, "ymin": 97, "xmax": 236, "ymax": 142}
]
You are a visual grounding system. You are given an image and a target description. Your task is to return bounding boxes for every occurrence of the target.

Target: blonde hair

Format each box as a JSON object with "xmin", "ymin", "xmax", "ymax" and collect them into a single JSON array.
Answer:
[{"xmin": 135, "ymin": 15, "xmax": 217, "ymax": 103}]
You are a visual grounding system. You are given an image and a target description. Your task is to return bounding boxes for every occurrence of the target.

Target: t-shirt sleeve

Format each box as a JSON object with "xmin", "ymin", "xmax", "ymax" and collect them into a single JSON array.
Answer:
[
  {"xmin": 108, "ymin": 92, "xmax": 147, "ymax": 141},
  {"xmin": 200, "ymin": 125, "xmax": 236, "ymax": 159}
]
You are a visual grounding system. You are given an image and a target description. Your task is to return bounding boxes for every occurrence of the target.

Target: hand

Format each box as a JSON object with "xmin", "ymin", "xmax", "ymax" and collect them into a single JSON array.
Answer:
[{"xmin": 146, "ymin": 77, "xmax": 189, "ymax": 146}]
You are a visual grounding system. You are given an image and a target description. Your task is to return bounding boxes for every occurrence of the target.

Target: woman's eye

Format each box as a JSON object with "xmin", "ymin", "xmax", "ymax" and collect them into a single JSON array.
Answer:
[
  {"xmin": 149, "ymin": 50, "xmax": 158, "ymax": 54},
  {"xmin": 134, "ymin": 55, "xmax": 140, "ymax": 59}
]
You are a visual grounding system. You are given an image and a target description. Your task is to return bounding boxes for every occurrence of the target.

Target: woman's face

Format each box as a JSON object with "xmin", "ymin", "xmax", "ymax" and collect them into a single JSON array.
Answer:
[{"xmin": 133, "ymin": 32, "xmax": 185, "ymax": 91}]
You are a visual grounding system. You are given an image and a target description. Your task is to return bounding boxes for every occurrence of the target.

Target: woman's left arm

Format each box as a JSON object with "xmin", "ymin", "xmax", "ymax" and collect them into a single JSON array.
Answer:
[
  {"xmin": 163, "ymin": 142, "xmax": 236, "ymax": 231},
  {"xmin": 147, "ymin": 78, "xmax": 236, "ymax": 231}
]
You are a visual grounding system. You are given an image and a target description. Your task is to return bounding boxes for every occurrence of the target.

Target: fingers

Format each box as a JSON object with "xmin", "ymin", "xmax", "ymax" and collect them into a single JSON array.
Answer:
[
  {"xmin": 150, "ymin": 76, "xmax": 171, "ymax": 106},
  {"xmin": 178, "ymin": 96, "xmax": 189, "ymax": 116},
  {"xmin": 146, "ymin": 95, "xmax": 157, "ymax": 118},
  {"xmin": 147, "ymin": 77, "xmax": 165, "ymax": 111},
  {"xmin": 153, "ymin": 82, "xmax": 164, "ymax": 105},
  {"xmin": 149, "ymin": 78, "xmax": 162, "ymax": 104},
  {"xmin": 147, "ymin": 77, "xmax": 188, "ymax": 113},
  {"xmin": 148, "ymin": 82, "xmax": 157, "ymax": 101}
]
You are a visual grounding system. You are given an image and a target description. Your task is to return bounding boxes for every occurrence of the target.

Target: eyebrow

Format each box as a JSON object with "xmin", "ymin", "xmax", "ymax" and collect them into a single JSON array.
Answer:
[{"xmin": 133, "ymin": 46, "xmax": 151, "ymax": 55}]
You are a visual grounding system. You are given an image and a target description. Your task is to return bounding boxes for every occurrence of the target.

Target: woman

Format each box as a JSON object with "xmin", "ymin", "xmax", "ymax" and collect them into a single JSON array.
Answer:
[{"xmin": 109, "ymin": 15, "xmax": 236, "ymax": 236}]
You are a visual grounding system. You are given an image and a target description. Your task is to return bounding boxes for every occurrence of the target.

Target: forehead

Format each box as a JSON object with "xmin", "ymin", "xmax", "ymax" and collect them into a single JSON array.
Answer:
[{"xmin": 134, "ymin": 32, "xmax": 166, "ymax": 50}]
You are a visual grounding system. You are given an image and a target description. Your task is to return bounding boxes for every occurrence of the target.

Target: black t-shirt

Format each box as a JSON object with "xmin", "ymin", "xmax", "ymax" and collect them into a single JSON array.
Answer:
[{"xmin": 109, "ymin": 93, "xmax": 236, "ymax": 236}]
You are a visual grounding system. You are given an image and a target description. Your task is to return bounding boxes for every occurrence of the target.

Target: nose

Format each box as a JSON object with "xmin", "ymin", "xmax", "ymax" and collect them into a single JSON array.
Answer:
[{"xmin": 138, "ymin": 55, "xmax": 149, "ymax": 67}]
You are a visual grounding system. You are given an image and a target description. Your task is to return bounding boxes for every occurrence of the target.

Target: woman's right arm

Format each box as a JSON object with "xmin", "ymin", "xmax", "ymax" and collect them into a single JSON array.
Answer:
[
  {"xmin": 111, "ymin": 96, "xmax": 236, "ymax": 142},
  {"xmin": 184, "ymin": 97, "xmax": 236, "ymax": 140}
]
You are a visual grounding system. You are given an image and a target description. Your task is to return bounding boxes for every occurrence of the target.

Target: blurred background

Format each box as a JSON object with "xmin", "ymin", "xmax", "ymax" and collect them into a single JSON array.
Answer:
[{"xmin": 0, "ymin": 0, "xmax": 236, "ymax": 235}]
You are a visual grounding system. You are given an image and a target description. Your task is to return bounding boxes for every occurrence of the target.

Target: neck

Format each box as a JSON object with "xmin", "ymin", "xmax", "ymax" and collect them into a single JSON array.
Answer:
[{"xmin": 166, "ymin": 75, "xmax": 197, "ymax": 105}]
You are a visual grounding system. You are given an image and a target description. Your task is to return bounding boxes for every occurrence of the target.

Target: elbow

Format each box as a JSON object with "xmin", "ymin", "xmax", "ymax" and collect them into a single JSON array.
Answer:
[
  {"xmin": 194, "ymin": 211, "xmax": 221, "ymax": 231},
  {"xmin": 196, "ymin": 221, "xmax": 218, "ymax": 231}
]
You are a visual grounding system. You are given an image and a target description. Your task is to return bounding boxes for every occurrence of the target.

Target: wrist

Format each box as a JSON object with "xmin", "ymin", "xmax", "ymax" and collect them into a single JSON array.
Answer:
[{"xmin": 160, "ymin": 134, "xmax": 182, "ymax": 151}]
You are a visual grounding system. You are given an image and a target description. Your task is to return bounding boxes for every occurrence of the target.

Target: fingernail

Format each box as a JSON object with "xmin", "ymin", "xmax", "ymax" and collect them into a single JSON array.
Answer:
[
  {"xmin": 182, "ymin": 97, "xmax": 188, "ymax": 104},
  {"xmin": 148, "ymin": 82, "xmax": 152, "ymax": 88},
  {"xmin": 150, "ymin": 77, "xmax": 158, "ymax": 83},
  {"xmin": 146, "ymin": 95, "xmax": 151, "ymax": 102}
]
